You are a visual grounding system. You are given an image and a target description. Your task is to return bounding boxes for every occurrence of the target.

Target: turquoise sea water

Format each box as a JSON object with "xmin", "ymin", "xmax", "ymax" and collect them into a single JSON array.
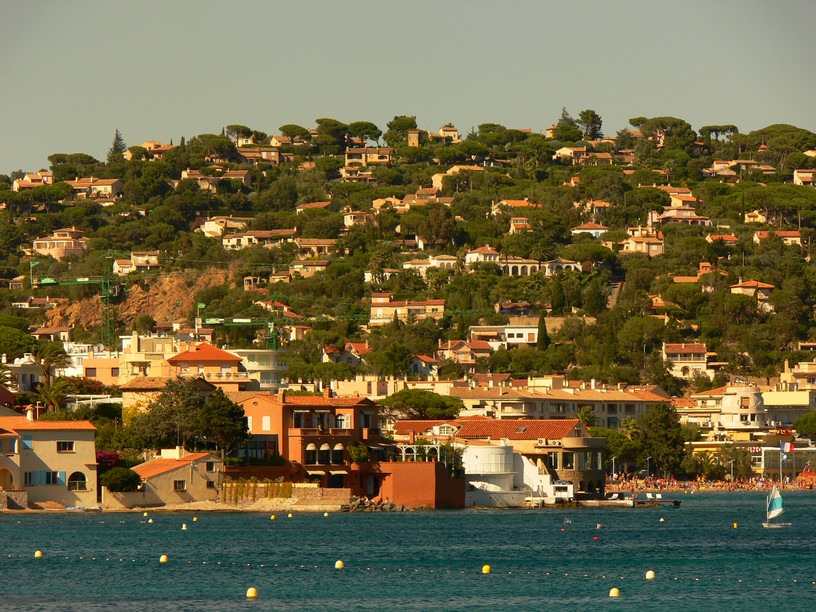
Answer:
[{"xmin": 2, "ymin": 492, "xmax": 815, "ymax": 611}]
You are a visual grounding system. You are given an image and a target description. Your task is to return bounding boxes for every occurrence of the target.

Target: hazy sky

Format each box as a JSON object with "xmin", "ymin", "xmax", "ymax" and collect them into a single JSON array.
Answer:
[{"xmin": 2, "ymin": 0, "xmax": 814, "ymax": 174}]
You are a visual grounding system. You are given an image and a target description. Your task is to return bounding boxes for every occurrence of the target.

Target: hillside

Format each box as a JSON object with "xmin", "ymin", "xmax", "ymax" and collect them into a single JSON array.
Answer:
[{"xmin": 44, "ymin": 269, "xmax": 230, "ymax": 329}]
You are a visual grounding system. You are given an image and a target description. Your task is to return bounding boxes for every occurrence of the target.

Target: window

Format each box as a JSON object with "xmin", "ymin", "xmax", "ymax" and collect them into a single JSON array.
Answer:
[
  {"xmin": 111, "ymin": 368, "xmax": 119, "ymax": 376},
  {"xmin": 205, "ymin": 461, "xmax": 215, "ymax": 472},
  {"xmin": 262, "ymin": 416, "xmax": 271, "ymax": 431},
  {"xmin": 67, "ymin": 472, "xmax": 87, "ymax": 491},
  {"xmin": 206, "ymin": 480, "xmax": 216, "ymax": 489},
  {"xmin": 43, "ymin": 472, "xmax": 59, "ymax": 485},
  {"xmin": 562, "ymin": 452, "xmax": 575, "ymax": 470},
  {"xmin": 85, "ymin": 368, "xmax": 97, "ymax": 377},
  {"xmin": 173, "ymin": 480, "xmax": 186, "ymax": 492},
  {"xmin": 57, "ymin": 441, "xmax": 75, "ymax": 453},
  {"xmin": 22, "ymin": 435, "xmax": 33, "ymax": 449},
  {"xmin": 25, "ymin": 472, "xmax": 36, "ymax": 486}
]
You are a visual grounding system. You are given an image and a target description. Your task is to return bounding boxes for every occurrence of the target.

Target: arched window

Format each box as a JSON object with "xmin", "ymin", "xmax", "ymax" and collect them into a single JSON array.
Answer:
[
  {"xmin": 318, "ymin": 443, "xmax": 331, "ymax": 465},
  {"xmin": 305, "ymin": 443, "xmax": 317, "ymax": 465},
  {"xmin": 67, "ymin": 472, "xmax": 87, "ymax": 491},
  {"xmin": 332, "ymin": 443, "xmax": 345, "ymax": 465},
  {"xmin": 336, "ymin": 414, "xmax": 347, "ymax": 429}
]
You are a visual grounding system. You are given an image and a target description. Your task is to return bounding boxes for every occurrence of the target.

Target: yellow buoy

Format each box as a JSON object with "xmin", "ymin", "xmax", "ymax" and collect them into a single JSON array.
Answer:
[
  {"xmin": 270, "ymin": 514, "xmax": 276, "ymax": 520},
  {"xmin": 659, "ymin": 517, "xmax": 665, "ymax": 523},
  {"xmin": 324, "ymin": 512, "xmax": 329, "ymax": 517},
  {"xmin": 159, "ymin": 554, "xmax": 168, "ymax": 564},
  {"xmin": 246, "ymin": 587, "xmax": 258, "ymax": 600},
  {"xmin": 182, "ymin": 524, "xmax": 188, "ymax": 531},
  {"xmin": 646, "ymin": 570, "xmax": 656, "ymax": 580},
  {"xmin": 287, "ymin": 513, "xmax": 293, "ymax": 518},
  {"xmin": 148, "ymin": 518, "xmax": 154, "ymax": 524},
  {"xmin": 733, "ymin": 522, "xmax": 738, "ymax": 529},
  {"xmin": 34, "ymin": 550, "xmax": 43, "ymax": 559},
  {"xmin": 193, "ymin": 516, "xmax": 198, "ymax": 522},
  {"xmin": 609, "ymin": 587, "xmax": 621, "ymax": 597},
  {"xmin": 143, "ymin": 512, "xmax": 149, "ymax": 517},
  {"xmin": 482, "ymin": 564, "xmax": 491, "ymax": 574},
  {"xmin": 335, "ymin": 560, "xmax": 345, "ymax": 570}
]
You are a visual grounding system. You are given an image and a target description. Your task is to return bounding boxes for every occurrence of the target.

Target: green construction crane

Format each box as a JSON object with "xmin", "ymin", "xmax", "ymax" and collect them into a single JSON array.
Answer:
[{"xmin": 30, "ymin": 253, "xmax": 122, "ymax": 350}]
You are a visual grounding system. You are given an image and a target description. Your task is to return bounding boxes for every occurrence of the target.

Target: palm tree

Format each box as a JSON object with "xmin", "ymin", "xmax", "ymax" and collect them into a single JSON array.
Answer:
[
  {"xmin": 620, "ymin": 417, "xmax": 640, "ymax": 441},
  {"xmin": 35, "ymin": 378, "xmax": 75, "ymax": 413},
  {"xmin": 574, "ymin": 405, "xmax": 598, "ymax": 428},
  {"xmin": 34, "ymin": 342, "xmax": 72, "ymax": 386},
  {"xmin": 0, "ymin": 364, "xmax": 14, "ymax": 391}
]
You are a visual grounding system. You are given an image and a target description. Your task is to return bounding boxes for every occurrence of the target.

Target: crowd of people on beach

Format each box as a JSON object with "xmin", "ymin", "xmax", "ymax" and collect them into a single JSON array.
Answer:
[{"xmin": 606, "ymin": 474, "xmax": 814, "ymax": 493}]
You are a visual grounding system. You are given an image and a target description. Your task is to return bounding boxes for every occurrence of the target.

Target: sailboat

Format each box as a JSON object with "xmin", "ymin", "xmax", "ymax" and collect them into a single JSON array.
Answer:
[{"xmin": 762, "ymin": 485, "xmax": 791, "ymax": 528}]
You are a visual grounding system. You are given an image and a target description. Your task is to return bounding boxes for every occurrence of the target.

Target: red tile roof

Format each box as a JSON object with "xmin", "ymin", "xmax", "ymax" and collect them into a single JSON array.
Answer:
[
  {"xmin": 132, "ymin": 452, "xmax": 211, "ymax": 479},
  {"xmin": 0, "ymin": 416, "xmax": 96, "ymax": 431},
  {"xmin": 168, "ymin": 343, "xmax": 242, "ymax": 364}
]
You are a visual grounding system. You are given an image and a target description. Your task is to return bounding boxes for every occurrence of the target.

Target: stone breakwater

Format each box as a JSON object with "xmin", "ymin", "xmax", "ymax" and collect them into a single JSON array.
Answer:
[{"xmin": 345, "ymin": 495, "xmax": 410, "ymax": 512}]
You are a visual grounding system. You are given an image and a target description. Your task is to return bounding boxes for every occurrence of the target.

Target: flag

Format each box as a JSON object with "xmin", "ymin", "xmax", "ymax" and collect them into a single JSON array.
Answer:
[{"xmin": 780, "ymin": 441, "xmax": 794, "ymax": 454}]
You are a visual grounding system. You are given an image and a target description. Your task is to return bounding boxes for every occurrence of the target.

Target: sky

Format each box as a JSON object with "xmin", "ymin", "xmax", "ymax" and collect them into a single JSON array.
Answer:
[{"xmin": 2, "ymin": 0, "xmax": 815, "ymax": 174}]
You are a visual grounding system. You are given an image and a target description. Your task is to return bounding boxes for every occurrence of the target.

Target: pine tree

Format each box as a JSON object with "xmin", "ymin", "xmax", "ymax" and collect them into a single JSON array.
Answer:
[
  {"xmin": 106, "ymin": 129, "xmax": 126, "ymax": 165},
  {"xmin": 537, "ymin": 310, "xmax": 551, "ymax": 350}
]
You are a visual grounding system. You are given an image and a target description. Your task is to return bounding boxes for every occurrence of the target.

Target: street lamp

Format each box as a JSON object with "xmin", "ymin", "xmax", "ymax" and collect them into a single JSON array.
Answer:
[
  {"xmin": 646, "ymin": 456, "xmax": 652, "ymax": 477},
  {"xmin": 612, "ymin": 455, "xmax": 617, "ymax": 479},
  {"xmin": 728, "ymin": 459, "xmax": 736, "ymax": 481}
]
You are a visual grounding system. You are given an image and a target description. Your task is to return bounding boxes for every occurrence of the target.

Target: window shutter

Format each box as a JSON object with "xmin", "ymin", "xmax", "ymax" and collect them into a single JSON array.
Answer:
[
  {"xmin": 22, "ymin": 435, "xmax": 33, "ymax": 449},
  {"xmin": 41, "ymin": 471, "xmax": 47, "ymax": 485},
  {"xmin": 32, "ymin": 471, "xmax": 39, "ymax": 486},
  {"xmin": 58, "ymin": 471, "xmax": 66, "ymax": 486}
]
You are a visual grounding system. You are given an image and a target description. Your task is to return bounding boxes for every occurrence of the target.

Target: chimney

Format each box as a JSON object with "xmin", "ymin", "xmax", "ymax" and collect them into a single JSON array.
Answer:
[
  {"xmin": 323, "ymin": 387, "xmax": 332, "ymax": 399},
  {"xmin": 26, "ymin": 407, "xmax": 34, "ymax": 421},
  {"xmin": 591, "ymin": 378, "xmax": 596, "ymax": 390}
]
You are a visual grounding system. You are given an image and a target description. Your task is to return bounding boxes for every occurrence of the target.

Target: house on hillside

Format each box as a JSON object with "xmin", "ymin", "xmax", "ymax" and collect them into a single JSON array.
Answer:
[
  {"xmin": 730, "ymin": 279, "xmax": 775, "ymax": 312},
  {"xmin": 12, "ymin": 171, "xmax": 53, "ymax": 191},
  {"xmin": 296, "ymin": 201, "xmax": 332, "ymax": 214},
  {"xmin": 570, "ymin": 222, "xmax": 608, "ymax": 238},
  {"xmin": 199, "ymin": 216, "xmax": 253, "ymax": 238},
  {"xmin": 409, "ymin": 355, "xmax": 439, "ymax": 379},
  {"xmin": 662, "ymin": 342, "xmax": 717, "ymax": 380},
  {"xmin": 222, "ymin": 229, "xmax": 297, "ymax": 250},
  {"xmin": 113, "ymin": 251, "xmax": 160, "ymax": 275},
  {"xmin": 369, "ymin": 293, "xmax": 445, "ymax": 326},
  {"xmin": 64, "ymin": 177, "xmax": 123, "ymax": 198},
  {"xmin": 166, "ymin": 343, "xmax": 250, "ymax": 392},
  {"xmin": 792, "ymin": 169, "xmax": 814, "ymax": 186},
  {"xmin": 752, "ymin": 230, "xmax": 802, "ymax": 247},
  {"xmin": 32, "ymin": 227, "xmax": 90, "ymax": 260}
]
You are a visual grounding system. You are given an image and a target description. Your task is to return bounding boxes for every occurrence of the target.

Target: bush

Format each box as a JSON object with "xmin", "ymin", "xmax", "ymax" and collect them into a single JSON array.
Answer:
[
  {"xmin": 347, "ymin": 441, "xmax": 370, "ymax": 463},
  {"xmin": 100, "ymin": 467, "xmax": 142, "ymax": 492}
]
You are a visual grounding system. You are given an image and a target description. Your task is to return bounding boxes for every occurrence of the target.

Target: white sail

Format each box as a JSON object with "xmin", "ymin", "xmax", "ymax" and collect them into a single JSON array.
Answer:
[{"xmin": 766, "ymin": 485, "xmax": 785, "ymax": 520}]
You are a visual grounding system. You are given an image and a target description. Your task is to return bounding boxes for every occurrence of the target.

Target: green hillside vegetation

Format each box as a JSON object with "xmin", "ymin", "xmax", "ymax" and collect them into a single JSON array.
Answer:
[{"xmin": 3, "ymin": 113, "xmax": 816, "ymax": 395}]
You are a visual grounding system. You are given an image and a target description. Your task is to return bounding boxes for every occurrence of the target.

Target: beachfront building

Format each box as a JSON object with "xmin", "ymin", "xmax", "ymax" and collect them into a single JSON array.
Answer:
[
  {"xmin": 682, "ymin": 385, "xmax": 769, "ymax": 432},
  {"xmin": 237, "ymin": 390, "xmax": 386, "ymax": 490},
  {"xmin": 103, "ymin": 447, "xmax": 223, "ymax": 509},
  {"xmin": 0, "ymin": 412, "xmax": 97, "ymax": 509},
  {"xmin": 393, "ymin": 416, "xmax": 604, "ymax": 498}
]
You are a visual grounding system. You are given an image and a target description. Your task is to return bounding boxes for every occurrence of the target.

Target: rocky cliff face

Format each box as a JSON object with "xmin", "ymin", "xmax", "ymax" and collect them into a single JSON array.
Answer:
[{"xmin": 44, "ymin": 269, "xmax": 231, "ymax": 328}]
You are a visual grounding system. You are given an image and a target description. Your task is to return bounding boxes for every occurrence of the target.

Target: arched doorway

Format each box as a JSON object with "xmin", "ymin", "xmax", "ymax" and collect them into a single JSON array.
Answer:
[{"xmin": 0, "ymin": 468, "xmax": 13, "ymax": 489}]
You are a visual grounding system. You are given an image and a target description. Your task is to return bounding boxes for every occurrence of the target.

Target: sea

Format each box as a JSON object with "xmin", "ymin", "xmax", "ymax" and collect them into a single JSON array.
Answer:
[{"xmin": 2, "ymin": 491, "xmax": 815, "ymax": 611}]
